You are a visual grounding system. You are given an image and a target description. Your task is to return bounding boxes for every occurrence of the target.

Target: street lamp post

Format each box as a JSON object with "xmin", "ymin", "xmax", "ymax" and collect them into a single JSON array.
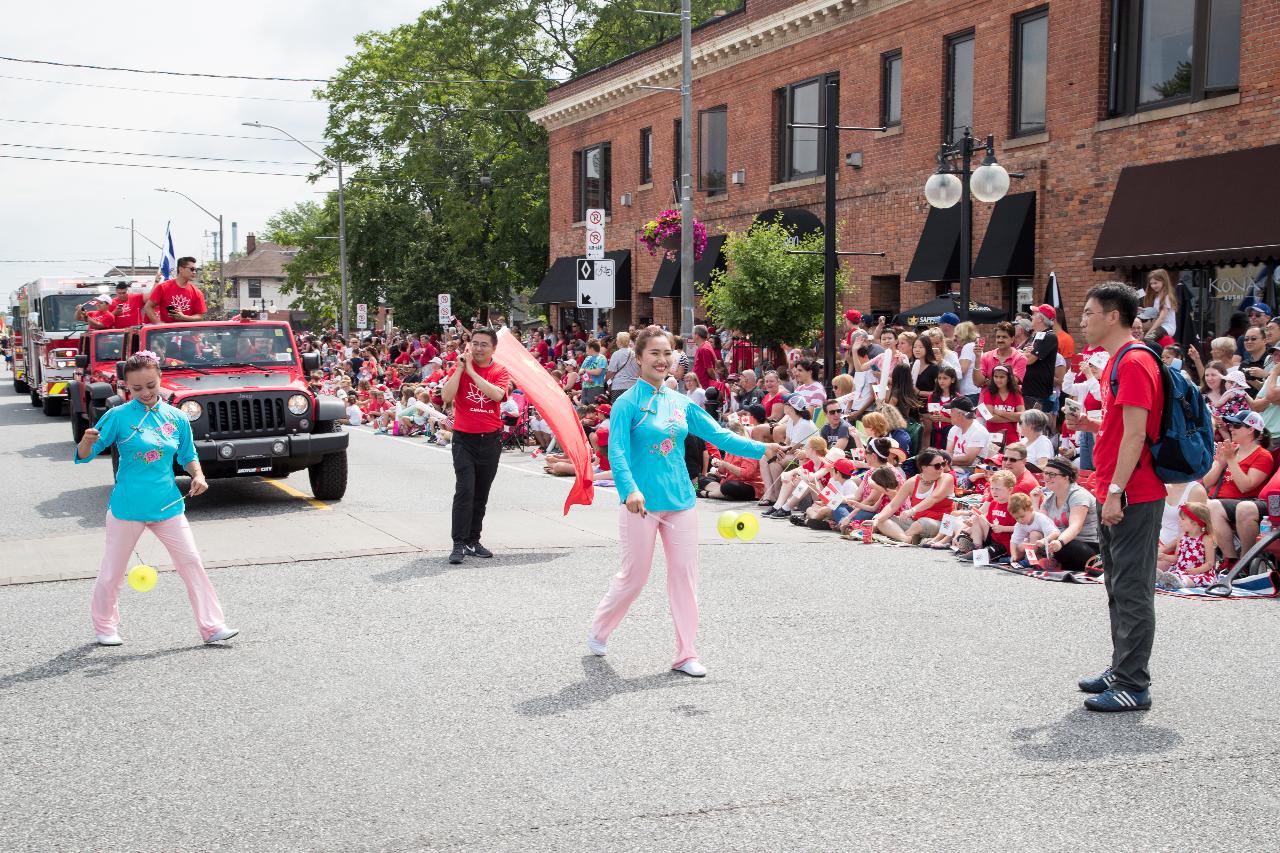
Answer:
[
  {"xmin": 243, "ymin": 121, "xmax": 350, "ymax": 339},
  {"xmin": 922, "ymin": 129, "xmax": 1011, "ymax": 322},
  {"xmin": 154, "ymin": 188, "xmax": 224, "ymax": 294}
]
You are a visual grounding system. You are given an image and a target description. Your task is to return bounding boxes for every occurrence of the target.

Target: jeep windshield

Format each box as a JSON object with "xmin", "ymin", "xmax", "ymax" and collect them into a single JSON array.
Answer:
[{"xmin": 142, "ymin": 325, "xmax": 296, "ymax": 369}]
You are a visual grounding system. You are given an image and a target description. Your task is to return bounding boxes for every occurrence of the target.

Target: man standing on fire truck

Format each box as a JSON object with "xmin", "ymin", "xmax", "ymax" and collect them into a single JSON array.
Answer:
[
  {"xmin": 144, "ymin": 256, "xmax": 206, "ymax": 324},
  {"xmin": 76, "ymin": 280, "xmax": 148, "ymax": 330}
]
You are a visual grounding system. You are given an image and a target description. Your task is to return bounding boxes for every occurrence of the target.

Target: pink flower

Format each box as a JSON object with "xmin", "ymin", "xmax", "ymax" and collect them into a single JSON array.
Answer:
[
  {"xmin": 143, "ymin": 449, "xmax": 162, "ymax": 463},
  {"xmin": 659, "ymin": 438, "xmax": 674, "ymax": 455},
  {"xmin": 159, "ymin": 422, "xmax": 177, "ymax": 437}
]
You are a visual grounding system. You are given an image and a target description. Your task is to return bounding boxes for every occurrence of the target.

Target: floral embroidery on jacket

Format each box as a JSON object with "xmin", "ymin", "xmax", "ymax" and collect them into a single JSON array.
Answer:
[
  {"xmin": 135, "ymin": 448, "xmax": 164, "ymax": 464},
  {"xmin": 158, "ymin": 421, "xmax": 177, "ymax": 438}
]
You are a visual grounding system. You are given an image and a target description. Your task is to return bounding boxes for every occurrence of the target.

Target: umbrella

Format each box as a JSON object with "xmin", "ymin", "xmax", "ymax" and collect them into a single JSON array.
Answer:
[{"xmin": 893, "ymin": 292, "xmax": 1007, "ymax": 327}]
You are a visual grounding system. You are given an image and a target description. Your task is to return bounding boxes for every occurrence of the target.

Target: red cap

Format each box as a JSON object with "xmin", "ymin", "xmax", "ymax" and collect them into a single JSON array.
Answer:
[
  {"xmin": 845, "ymin": 309, "xmax": 863, "ymax": 324},
  {"xmin": 833, "ymin": 458, "xmax": 856, "ymax": 476},
  {"xmin": 1034, "ymin": 304, "xmax": 1058, "ymax": 321}
]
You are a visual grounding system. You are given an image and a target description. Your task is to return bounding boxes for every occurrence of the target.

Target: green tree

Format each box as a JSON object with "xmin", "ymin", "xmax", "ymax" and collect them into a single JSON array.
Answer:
[
  {"xmin": 703, "ymin": 219, "xmax": 850, "ymax": 353},
  {"xmin": 261, "ymin": 200, "xmax": 340, "ymax": 328}
]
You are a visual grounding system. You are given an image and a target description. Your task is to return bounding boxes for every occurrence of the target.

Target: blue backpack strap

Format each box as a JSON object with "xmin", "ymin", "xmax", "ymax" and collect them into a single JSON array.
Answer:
[{"xmin": 1107, "ymin": 341, "xmax": 1150, "ymax": 397}]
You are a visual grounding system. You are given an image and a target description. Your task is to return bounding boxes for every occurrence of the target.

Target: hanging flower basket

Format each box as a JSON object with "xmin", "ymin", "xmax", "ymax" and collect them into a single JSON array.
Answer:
[{"xmin": 639, "ymin": 208, "xmax": 708, "ymax": 262}]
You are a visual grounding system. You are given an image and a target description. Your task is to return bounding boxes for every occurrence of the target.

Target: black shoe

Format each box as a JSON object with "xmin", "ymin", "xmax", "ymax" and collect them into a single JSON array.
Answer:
[
  {"xmin": 466, "ymin": 542, "xmax": 493, "ymax": 559},
  {"xmin": 448, "ymin": 545, "xmax": 466, "ymax": 564}
]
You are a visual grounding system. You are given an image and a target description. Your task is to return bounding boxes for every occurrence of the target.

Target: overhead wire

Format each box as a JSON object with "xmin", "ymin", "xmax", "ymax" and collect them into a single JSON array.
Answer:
[
  {"xmin": 0, "ymin": 153, "xmax": 315, "ymax": 178},
  {"xmin": 0, "ymin": 73, "xmax": 320, "ymax": 103},
  {"xmin": 0, "ymin": 142, "xmax": 318, "ymax": 167},
  {"xmin": 0, "ymin": 117, "xmax": 327, "ymax": 144}
]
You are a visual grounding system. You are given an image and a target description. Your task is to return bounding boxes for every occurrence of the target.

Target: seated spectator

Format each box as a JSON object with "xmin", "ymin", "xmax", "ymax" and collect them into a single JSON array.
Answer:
[
  {"xmin": 874, "ymin": 405, "xmax": 914, "ymax": 463},
  {"xmin": 911, "ymin": 334, "xmax": 939, "ymax": 394},
  {"xmin": 1204, "ymin": 363, "xmax": 1251, "ymax": 440},
  {"xmin": 925, "ymin": 366, "xmax": 960, "ymax": 449},
  {"xmin": 834, "ymin": 465, "xmax": 903, "ymax": 534},
  {"xmin": 764, "ymin": 436, "xmax": 830, "ymax": 518},
  {"xmin": 954, "ymin": 469, "xmax": 1017, "ymax": 559},
  {"xmin": 1206, "ymin": 410, "xmax": 1275, "ymax": 565},
  {"xmin": 974, "ymin": 321, "xmax": 1028, "ymax": 386},
  {"xmin": 820, "ymin": 399, "xmax": 852, "ymax": 451},
  {"xmin": 944, "ymin": 397, "xmax": 992, "ymax": 477},
  {"xmin": 760, "ymin": 370, "xmax": 786, "ymax": 422},
  {"xmin": 790, "ymin": 359, "xmax": 826, "ymax": 411},
  {"xmin": 980, "ymin": 363, "xmax": 1025, "ymax": 450},
  {"xmin": 698, "ymin": 421, "xmax": 764, "ymax": 501},
  {"xmin": 802, "ymin": 456, "xmax": 863, "ymax": 530},
  {"xmin": 1160, "ymin": 479, "xmax": 1210, "ymax": 553},
  {"xmin": 683, "ymin": 371, "xmax": 707, "ymax": 407},
  {"xmin": 760, "ymin": 395, "xmax": 819, "ymax": 503},
  {"xmin": 1017, "ymin": 409, "xmax": 1055, "ymax": 469},
  {"xmin": 882, "ymin": 363, "xmax": 923, "ymax": 433},
  {"xmin": 1039, "ymin": 457, "xmax": 1101, "ymax": 572},
  {"xmin": 999, "ymin": 442, "xmax": 1044, "ymax": 508},
  {"xmin": 871, "ymin": 448, "xmax": 955, "ymax": 544},
  {"xmin": 1156, "ymin": 502, "xmax": 1217, "ymax": 589},
  {"xmin": 1008, "ymin": 492, "xmax": 1058, "ymax": 567}
]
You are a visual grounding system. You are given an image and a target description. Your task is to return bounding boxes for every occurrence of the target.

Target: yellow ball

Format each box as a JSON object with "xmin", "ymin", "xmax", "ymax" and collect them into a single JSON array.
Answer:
[
  {"xmin": 717, "ymin": 511, "xmax": 740, "ymax": 540},
  {"xmin": 734, "ymin": 512, "xmax": 759, "ymax": 542},
  {"xmin": 127, "ymin": 564, "xmax": 158, "ymax": 592}
]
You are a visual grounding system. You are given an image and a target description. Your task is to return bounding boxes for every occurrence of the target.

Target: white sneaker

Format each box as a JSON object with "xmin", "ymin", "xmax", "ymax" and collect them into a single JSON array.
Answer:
[
  {"xmin": 586, "ymin": 633, "xmax": 607, "ymax": 656},
  {"xmin": 95, "ymin": 633, "xmax": 123, "ymax": 646},
  {"xmin": 672, "ymin": 659, "xmax": 707, "ymax": 678},
  {"xmin": 204, "ymin": 627, "xmax": 240, "ymax": 644}
]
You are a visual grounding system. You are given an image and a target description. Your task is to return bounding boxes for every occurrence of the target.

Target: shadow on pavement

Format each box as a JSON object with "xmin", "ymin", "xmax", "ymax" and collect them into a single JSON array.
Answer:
[
  {"xmin": 33, "ymin": 484, "xmax": 114, "ymax": 529},
  {"xmin": 1009, "ymin": 707, "xmax": 1183, "ymax": 761},
  {"xmin": 515, "ymin": 656, "xmax": 701, "ymax": 717},
  {"xmin": 370, "ymin": 550, "xmax": 567, "ymax": 584},
  {"xmin": 0, "ymin": 642, "xmax": 226, "ymax": 691}
]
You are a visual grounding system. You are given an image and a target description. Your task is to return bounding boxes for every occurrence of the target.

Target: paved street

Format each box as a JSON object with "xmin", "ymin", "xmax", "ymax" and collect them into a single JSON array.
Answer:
[{"xmin": 2, "ymin": 371, "xmax": 1278, "ymax": 851}]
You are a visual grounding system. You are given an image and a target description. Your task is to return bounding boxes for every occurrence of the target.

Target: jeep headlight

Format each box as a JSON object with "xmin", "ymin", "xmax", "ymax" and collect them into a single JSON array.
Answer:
[
  {"xmin": 180, "ymin": 400, "xmax": 203, "ymax": 421},
  {"xmin": 287, "ymin": 394, "xmax": 310, "ymax": 415}
]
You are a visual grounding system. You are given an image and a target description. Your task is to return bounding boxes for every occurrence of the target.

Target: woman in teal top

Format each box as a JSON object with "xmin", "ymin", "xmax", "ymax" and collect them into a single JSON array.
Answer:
[
  {"xmin": 75, "ymin": 351, "xmax": 237, "ymax": 647},
  {"xmin": 587, "ymin": 326, "xmax": 779, "ymax": 677}
]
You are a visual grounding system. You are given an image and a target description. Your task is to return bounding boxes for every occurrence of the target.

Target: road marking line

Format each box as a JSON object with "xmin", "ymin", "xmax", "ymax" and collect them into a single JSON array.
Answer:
[
  {"xmin": 344, "ymin": 425, "xmax": 559, "ymax": 482},
  {"xmin": 261, "ymin": 478, "xmax": 331, "ymax": 510}
]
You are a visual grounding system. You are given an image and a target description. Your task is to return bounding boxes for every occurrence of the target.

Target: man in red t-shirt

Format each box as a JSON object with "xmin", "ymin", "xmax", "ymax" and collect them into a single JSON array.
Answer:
[
  {"xmin": 1067, "ymin": 283, "xmax": 1164, "ymax": 712},
  {"xmin": 692, "ymin": 324, "xmax": 719, "ymax": 387},
  {"xmin": 441, "ymin": 327, "xmax": 510, "ymax": 565},
  {"xmin": 145, "ymin": 256, "xmax": 207, "ymax": 323}
]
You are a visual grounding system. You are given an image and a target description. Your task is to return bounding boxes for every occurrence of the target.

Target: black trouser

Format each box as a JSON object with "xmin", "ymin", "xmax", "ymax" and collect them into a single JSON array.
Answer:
[
  {"xmin": 1055, "ymin": 538, "xmax": 1100, "ymax": 572},
  {"xmin": 451, "ymin": 430, "xmax": 502, "ymax": 546},
  {"xmin": 1098, "ymin": 498, "xmax": 1162, "ymax": 692}
]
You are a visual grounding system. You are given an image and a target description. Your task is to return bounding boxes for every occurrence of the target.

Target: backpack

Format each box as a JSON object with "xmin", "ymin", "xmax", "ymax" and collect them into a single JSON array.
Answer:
[{"xmin": 1108, "ymin": 342, "xmax": 1214, "ymax": 484}]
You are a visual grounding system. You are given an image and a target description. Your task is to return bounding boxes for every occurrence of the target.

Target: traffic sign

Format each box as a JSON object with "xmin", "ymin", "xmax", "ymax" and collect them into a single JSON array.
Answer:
[
  {"xmin": 355, "ymin": 303, "xmax": 368, "ymax": 330},
  {"xmin": 585, "ymin": 208, "xmax": 605, "ymax": 260},
  {"xmin": 576, "ymin": 258, "xmax": 615, "ymax": 309},
  {"xmin": 437, "ymin": 293, "xmax": 452, "ymax": 325}
]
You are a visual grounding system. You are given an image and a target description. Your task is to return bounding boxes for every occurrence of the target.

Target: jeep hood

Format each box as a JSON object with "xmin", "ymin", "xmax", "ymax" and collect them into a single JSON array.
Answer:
[{"xmin": 162, "ymin": 373, "xmax": 304, "ymax": 393}]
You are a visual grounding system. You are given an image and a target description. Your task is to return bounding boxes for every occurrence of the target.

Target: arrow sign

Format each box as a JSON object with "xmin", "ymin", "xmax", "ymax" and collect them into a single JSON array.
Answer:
[{"xmin": 576, "ymin": 258, "xmax": 615, "ymax": 309}]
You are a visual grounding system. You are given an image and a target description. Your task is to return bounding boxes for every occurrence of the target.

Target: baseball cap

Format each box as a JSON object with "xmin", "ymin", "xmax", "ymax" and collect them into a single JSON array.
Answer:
[
  {"xmin": 786, "ymin": 394, "xmax": 811, "ymax": 414},
  {"xmin": 1034, "ymin": 304, "xmax": 1057, "ymax": 321},
  {"xmin": 1225, "ymin": 410, "xmax": 1266, "ymax": 432},
  {"xmin": 1248, "ymin": 302, "xmax": 1272, "ymax": 316},
  {"xmin": 745, "ymin": 403, "xmax": 768, "ymax": 424},
  {"xmin": 845, "ymin": 309, "xmax": 863, "ymax": 324},
  {"xmin": 595, "ymin": 403, "xmax": 611, "ymax": 416},
  {"xmin": 938, "ymin": 311, "xmax": 960, "ymax": 326},
  {"xmin": 833, "ymin": 458, "xmax": 856, "ymax": 477},
  {"xmin": 948, "ymin": 396, "xmax": 976, "ymax": 413}
]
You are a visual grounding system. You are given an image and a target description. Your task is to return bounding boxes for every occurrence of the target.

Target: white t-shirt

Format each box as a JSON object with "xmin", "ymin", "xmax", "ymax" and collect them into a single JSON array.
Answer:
[
  {"xmin": 1012, "ymin": 511, "xmax": 1059, "ymax": 545},
  {"xmin": 345, "ymin": 404, "xmax": 364, "ymax": 425},
  {"xmin": 947, "ymin": 419, "xmax": 991, "ymax": 461},
  {"xmin": 1024, "ymin": 434, "xmax": 1055, "ymax": 467},
  {"xmin": 786, "ymin": 417, "xmax": 818, "ymax": 446},
  {"xmin": 941, "ymin": 350, "xmax": 962, "ymax": 376},
  {"xmin": 958, "ymin": 342, "xmax": 981, "ymax": 396},
  {"xmin": 687, "ymin": 387, "xmax": 707, "ymax": 407}
]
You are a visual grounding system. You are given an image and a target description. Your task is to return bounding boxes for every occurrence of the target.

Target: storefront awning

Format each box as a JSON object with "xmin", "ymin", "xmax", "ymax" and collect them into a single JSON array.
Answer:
[
  {"xmin": 973, "ymin": 192, "xmax": 1036, "ymax": 278},
  {"xmin": 906, "ymin": 205, "xmax": 961, "ymax": 282},
  {"xmin": 650, "ymin": 234, "xmax": 728, "ymax": 298},
  {"xmin": 530, "ymin": 250, "xmax": 631, "ymax": 304},
  {"xmin": 752, "ymin": 207, "xmax": 823, "ymax": 239},
  {"xmin": 1093, "ymin": 143, "xmax": 1280, "ymax": 270}
]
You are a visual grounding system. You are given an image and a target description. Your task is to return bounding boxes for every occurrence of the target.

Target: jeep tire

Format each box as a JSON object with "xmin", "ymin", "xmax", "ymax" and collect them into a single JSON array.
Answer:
[
  {"xmin": 43, "ymin": 395, "xmax": 63, "ymax": 417},
  {"xmin": 307, "ymin": 421, "xmax": 348, "ymax": 501},
  {"xmin": 72, "ymin": 412, "xmax": 89, "ymax": 444}
]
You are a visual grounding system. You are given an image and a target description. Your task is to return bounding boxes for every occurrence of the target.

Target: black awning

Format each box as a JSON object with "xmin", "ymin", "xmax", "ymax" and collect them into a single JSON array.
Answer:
[
  {"xmin": 531, "ymin": 250, "xmax": 632, "ymax": 304},
  {"xmin": 973, "ymin": 191, "xmax": 1036, "ymax": 278},
  {"xmin": 1093, "ymin": 143, "xmax": 1280, "ymax": 270},
  {"xmin": 650, "ymin": 234, "xmax": 728, "ymax": 298},
  {"xmin": 906, "ymin": 205, "xmax": 961, "ymax": 282},
  {"xmin": 893, "ymin": 292, "xmax": 1007, "ymax": 326},
  {"xmin": 753, "ymin": 207, "xmax": 823, "ymax": 239}
]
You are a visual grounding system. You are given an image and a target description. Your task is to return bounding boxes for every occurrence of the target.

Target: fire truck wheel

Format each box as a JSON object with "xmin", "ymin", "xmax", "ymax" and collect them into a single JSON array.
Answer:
[
  {"xmin": 72, "ymin": 413, "xmax": 88, "ymax": 444},
  {"xmin": 12, "ymin": 376, "xmax": 27, "ymax": 394},
  {"xmin": 30, "ymin": 388, "xmax": 41, "ymax": 407},
  {"xmin": 42, "ymin": 395, "xmax": 63, "ymax": 417}
]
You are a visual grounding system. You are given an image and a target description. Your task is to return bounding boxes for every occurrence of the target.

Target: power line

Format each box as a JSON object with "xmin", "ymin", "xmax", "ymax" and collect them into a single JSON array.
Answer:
[
  {"xmin": 0, "ymin": 258, "xmax": 130, "ymax": 264},
  {"xmin": 0, "ymin": 54, "xmax": 561, "ymax": 85},
  {"xmin": 0, "ymin": 142, "xmax": 318, "ymax": 166},
  {"xmin": 0, "ymin": 117, "xmax": 327, "ymax": 144},
  {"xmin": 0, "ymin": 73, "xmax": 320, "ymax": 103},
  {"xmin": 0, "ymin": 154, "xmax": 314, "ymax": 178}
]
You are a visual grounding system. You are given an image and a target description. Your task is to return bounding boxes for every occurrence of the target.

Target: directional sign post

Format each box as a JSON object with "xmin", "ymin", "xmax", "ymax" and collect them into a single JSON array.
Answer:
[
  {"xmin": 585, "ymin": 208, "xmax": 605, "ymax": 260},
  {"xmin": 437, "ymin": 293, "xmax": 452, "ymax": 327},
  {"xmin": 355, "ymin": 303, "xmax": 368, "ymax": 331}
]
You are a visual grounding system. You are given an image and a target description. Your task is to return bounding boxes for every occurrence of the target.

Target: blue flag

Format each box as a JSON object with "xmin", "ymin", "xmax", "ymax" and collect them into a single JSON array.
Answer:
[{"xmin": 159, "ymin": 222, "xmax": 176, "ymax": 281}]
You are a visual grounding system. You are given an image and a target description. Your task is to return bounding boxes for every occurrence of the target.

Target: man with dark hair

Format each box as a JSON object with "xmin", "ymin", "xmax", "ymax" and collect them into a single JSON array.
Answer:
[
  {"xmin": 1067, "ymin": 282, "xmax": 1163, "ymax": 713},
  {"xmin": 1021, "ymin": 305, "xmax": 1059, "ymax": 424},
  {"xmin": 145, "ymin": 256, "xmax": 206, "ymax": 323},
  {"xmin": 692, "ymin": 324, "xmax": 719, "ymax": 388},
  {"xmin": 441, "ymin": 327, "xmax": 510, "ymax": 564}
]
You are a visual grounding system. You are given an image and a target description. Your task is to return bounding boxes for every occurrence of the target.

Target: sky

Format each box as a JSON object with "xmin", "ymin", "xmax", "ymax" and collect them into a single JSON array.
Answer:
[{"xmin": 1, "ymin": 0, "xmax": 429, "ymax": 297}]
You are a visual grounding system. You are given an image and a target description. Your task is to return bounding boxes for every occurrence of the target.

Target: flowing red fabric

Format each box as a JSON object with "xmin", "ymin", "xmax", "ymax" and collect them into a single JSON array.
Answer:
[{"xmin": 494, "ymin": 328, "xmax": 595, "ymax": 514}]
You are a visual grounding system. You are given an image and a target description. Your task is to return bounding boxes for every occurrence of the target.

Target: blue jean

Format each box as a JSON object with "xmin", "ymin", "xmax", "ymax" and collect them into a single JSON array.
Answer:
[{"xmin": 1077, "ymin": 430, "xmax": 1095, "ymax": 471}]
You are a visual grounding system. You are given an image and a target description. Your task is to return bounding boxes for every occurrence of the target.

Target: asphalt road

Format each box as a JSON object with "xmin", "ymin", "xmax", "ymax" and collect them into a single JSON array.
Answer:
[{"xmin": 2, "ymin": 368, "xmax": 1278, "ymax": 851}]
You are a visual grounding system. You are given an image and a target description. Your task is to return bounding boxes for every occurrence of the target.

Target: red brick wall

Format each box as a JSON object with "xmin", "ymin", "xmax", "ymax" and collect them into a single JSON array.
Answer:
[{"xmin": 543, "ymin": 0, "xmax": 1280, "ymax": 335}]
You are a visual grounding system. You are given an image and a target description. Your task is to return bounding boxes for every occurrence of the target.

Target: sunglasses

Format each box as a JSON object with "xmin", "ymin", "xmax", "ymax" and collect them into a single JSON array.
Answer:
[
  {"xmin": 1003, "ymin": 456, "xmax": 1025, "ymax": 463},
  {"xmin": 925, "ymin": 462, "xmax": 946, "ymax": 469}
]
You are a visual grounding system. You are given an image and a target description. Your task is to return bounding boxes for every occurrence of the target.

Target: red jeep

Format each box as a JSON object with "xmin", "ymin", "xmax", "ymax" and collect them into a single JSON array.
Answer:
[{"xmin": 73, "ymin": 318, "xmax": 349, "ymax": 500}]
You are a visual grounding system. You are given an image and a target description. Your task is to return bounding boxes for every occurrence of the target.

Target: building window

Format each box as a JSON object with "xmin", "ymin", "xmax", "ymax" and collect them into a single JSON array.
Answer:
[
  {"xmin": 639, "ymin": 127, "xmax": 653, "ymax": 185},
  {"xmin": 698, "ymin": 107, "xmax": 728, "ymax": 194},
  {"xmin": 573, "ymin": 142, "xmax": 611, "ymax": 221},
  {"xmin": 1012, "ymin": 8, "xmax": 1049, "ymax": 136},
  {"xmin": 1109, "ymin": 0, "xmax": 1240, "ymax": 116},
  {"xmin": 775, "ymin": 73, "xmax": 838, "ymax": 182},
  {"xmin": 944, "ymin": 31, "xmax": 975, "ymax": 144},
  {"xmin": 881, "ymin": 50, "xmax": 902, "ymax": 128},
  {"xmin": 248, "ymin": 279, "xmax": 262, "ymax": 300}
]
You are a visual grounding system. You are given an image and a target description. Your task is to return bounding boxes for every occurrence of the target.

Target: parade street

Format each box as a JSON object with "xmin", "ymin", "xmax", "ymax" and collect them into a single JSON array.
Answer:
[{"xmin": 1, "ymin": 375, "xmax": 1277, "ymax": 852}]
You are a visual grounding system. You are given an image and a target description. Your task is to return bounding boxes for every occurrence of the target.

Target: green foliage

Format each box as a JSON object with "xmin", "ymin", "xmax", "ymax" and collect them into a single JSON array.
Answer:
[
  {"xmin": 704, "ymin": 219, "xmax": 850, "ymax": 351},
  {"xmin": 261, "ymin": 201, "xmax": 340, "ymax": 327}
]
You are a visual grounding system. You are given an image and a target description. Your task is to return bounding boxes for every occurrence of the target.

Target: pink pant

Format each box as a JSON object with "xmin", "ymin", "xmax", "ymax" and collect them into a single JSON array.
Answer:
[
  {"xmin": 92, "ymin": 511, "xmax": 227, "ymax": 641},
  {"xmin": 591, "ymin": 507, "xmax": 701, "ymax": 667}
]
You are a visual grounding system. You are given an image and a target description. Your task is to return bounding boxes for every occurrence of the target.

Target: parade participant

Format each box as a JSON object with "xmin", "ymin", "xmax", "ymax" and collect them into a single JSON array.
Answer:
[
  {"xmin": 441, "ymin": 327, "xmax": 510, "ymax": 565},
  {"xmin": 73, "ymin": 351, "xmax": 237, "ymax": 646},
  {"xmin": 144, "ymin": 257, "xmax": 207, "ymax": 323},
  {"xmin": 587, "ymin": 326, "xmax": 779, "ymax": 677}
]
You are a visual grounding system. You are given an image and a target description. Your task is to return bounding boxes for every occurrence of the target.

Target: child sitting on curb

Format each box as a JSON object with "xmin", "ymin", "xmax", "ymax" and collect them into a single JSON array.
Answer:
[
  {"xmin": 1009, "ymin": 491, "xmax": 1059, "ymax": 568},
  {"xmin": 1156, "ymin": 502, "xmax": 1217, "ymax": 589}
]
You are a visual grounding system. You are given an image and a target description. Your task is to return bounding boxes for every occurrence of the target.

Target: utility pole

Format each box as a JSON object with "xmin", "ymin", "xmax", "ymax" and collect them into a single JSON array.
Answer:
[{"xmin": 678, "ymin": 0, "xmax": 694, "ymax": 339}]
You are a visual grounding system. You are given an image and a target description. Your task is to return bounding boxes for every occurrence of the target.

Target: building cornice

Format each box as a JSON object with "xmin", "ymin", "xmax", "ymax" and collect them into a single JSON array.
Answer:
[{"xmin": 529, "ymin": 0, "xmax": 907, "ymax": 132}]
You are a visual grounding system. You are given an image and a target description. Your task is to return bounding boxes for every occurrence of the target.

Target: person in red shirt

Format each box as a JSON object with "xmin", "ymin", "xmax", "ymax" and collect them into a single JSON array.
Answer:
[
  {"xmin": 145, "ymin": 257, "xmax": 207, "ymax": 323},
  {"xmin": 1205, "ymin": 410, "xmax": 1275, "ymax": 564},
  {"xmin": 1067, "ymin": 283, "xmax": 1164, "ymax": 712},
  {"xmin": 979, "ymin": 364, "xmax": 1025, "ymax": 449},
  {"xmin": 441, "ymin": 327, "xmax": 510, "ymax": 564},
  {"xmin": 691, "ymin": 324, "xmax": 719, "ymax": 387}
]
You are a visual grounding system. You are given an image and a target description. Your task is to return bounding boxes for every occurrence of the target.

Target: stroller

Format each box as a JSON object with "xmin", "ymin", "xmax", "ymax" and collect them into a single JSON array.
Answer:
[{"xmin": 501, "ymin": 391, "xmax": 533, "ymax": 452}]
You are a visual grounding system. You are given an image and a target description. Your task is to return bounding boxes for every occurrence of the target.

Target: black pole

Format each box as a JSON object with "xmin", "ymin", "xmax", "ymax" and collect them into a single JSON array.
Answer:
[
  {"xmin": 823, "ymin": 79, "xmax": 839, "ymax": 392},
  {"xmin": 957, "ymin": 128, "xmax": 973, "ymax": 323}
]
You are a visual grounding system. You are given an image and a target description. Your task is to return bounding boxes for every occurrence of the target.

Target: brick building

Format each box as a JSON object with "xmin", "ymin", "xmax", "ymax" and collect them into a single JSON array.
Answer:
[{"xmin": 530, "ymin": 0, "xmax": 1277, "ymax": 342}]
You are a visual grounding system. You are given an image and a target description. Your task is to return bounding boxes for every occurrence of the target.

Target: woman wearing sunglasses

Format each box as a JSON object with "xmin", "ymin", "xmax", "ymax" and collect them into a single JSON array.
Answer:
[{"xmin": 870, "ymin": 448, "xmax": 956, "ymax": 544}]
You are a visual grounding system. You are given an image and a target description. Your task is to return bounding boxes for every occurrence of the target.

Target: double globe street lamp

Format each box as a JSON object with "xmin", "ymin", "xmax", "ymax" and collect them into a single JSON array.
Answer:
[{"xmin": 922, "ymin": 128, "xmax": 1011, "ymax": 322}]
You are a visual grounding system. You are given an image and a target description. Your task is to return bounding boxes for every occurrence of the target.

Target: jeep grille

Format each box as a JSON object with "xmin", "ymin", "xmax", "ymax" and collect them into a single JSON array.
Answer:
[{"xmin": 207, "ymin": 395, "xmax": 287, "ymax": 437}]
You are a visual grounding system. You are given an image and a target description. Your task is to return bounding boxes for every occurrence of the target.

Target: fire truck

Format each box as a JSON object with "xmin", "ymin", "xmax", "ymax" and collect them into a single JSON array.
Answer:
[{"xmin": 11, "ymin": 276, "xmax": 150, "ymax": 416}]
